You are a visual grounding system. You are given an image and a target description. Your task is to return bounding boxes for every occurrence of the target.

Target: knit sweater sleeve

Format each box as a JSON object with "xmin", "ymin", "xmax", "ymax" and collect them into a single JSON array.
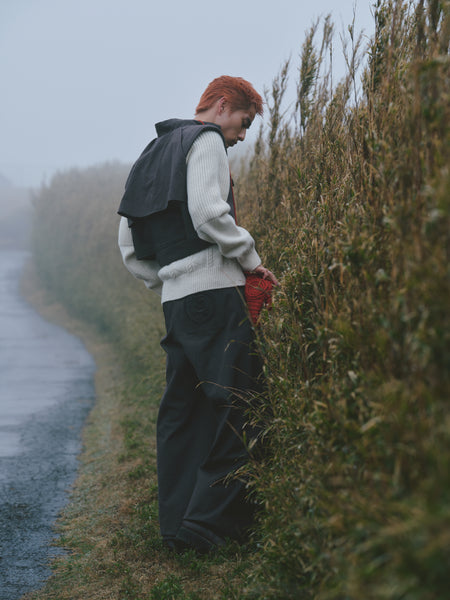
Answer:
[{"xmin": 186, "ymin": 131, "xmax": 261, "ymax": 272}]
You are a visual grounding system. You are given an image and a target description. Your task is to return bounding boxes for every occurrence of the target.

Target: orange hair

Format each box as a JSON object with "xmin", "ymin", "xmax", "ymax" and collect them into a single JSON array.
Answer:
[{"xmin": 196, "ymin": 75, "xmax": 264, "ymax": 115}]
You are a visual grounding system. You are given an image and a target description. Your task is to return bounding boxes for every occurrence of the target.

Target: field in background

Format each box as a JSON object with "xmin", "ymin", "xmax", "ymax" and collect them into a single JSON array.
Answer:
[{"xmin": 26, "ymin": 1, "xmax": 449, "ymax": 598}]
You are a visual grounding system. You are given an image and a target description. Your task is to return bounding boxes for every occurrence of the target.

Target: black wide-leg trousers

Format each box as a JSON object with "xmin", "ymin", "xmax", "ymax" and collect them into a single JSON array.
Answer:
[{"xmin": 157, "ymin": 286, "xmax": 262, "ymax": 544}]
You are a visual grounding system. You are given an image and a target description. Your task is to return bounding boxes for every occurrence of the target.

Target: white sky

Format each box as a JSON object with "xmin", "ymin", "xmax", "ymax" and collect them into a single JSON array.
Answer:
[{"xmin": 0, "ymin": 0, "xmax": 375, "ymax": 188}]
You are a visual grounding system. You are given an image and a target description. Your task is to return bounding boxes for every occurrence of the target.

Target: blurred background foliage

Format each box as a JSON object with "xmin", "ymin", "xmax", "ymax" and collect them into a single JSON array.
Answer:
[
  {"xmin": 30, "ymin": 1, "xmax": 449, "ymax": 598},
  {"xmin": 31, "ymin": 161, "xmax": 165, "ymax": 374}
]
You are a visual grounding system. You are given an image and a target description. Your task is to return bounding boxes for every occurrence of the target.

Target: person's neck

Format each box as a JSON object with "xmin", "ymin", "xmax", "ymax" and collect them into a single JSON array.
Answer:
[{"xmin": 194, "ymin": 108, "xmax": 219, "ymax": 125}]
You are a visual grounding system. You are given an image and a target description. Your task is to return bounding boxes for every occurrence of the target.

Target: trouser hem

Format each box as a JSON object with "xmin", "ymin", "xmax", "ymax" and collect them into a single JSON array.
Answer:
[{"xmin": 175, "ymin": 521, "xmax": 226, "ymax": 554}]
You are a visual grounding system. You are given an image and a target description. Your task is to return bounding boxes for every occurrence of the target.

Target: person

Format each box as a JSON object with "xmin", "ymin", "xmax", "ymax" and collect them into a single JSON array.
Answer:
[{"xmin": 117, "ymin": 75, "xmax": 278, "ymax": 553}]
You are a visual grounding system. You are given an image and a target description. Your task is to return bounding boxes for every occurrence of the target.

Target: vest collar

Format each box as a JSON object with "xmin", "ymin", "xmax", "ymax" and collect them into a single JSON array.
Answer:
[{"xmin": 155, "ymin": 118, "xmax": 221, "ymax": 137}]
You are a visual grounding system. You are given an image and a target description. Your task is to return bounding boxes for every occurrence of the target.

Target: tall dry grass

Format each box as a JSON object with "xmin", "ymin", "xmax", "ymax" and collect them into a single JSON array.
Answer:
[{"xmin": 235, "ymin": 1, "xmax": 449, "ymax": 598}]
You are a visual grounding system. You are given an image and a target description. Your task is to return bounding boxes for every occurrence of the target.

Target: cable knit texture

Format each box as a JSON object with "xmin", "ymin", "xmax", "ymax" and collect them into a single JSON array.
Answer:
[{"xmin": 118, "ymin": 129, "xmax": 261, "ymax": 303}]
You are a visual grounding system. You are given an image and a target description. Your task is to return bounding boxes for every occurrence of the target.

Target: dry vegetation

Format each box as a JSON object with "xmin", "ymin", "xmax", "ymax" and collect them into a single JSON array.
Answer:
[{"xmin": 26, "ymin": 1, "xmax": 449, "ymax": 598}]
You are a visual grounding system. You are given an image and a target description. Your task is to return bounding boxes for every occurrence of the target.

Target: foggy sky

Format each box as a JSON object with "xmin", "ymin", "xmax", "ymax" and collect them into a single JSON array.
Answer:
[{"xmin": 0, "ymin": 0, "xmax": 375, "ymax": 188}]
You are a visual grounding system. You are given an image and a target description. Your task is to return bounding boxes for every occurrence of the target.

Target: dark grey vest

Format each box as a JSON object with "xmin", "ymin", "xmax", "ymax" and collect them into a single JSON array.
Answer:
[{"xmin": 118, "ymin": 119, "xmax": 235, "ymax": 266}]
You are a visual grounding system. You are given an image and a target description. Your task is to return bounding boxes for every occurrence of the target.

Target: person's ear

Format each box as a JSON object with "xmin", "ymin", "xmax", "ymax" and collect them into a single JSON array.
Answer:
[{"xmin": 218, "ymin": 97, "xmax": 226, "ymax": 114}]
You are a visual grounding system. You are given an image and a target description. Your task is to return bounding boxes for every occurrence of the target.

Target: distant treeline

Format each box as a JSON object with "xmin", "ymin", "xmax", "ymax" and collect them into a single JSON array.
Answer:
[{"xmin": 31, "ymin": 1, "xmax": 449, "ymax": 598}]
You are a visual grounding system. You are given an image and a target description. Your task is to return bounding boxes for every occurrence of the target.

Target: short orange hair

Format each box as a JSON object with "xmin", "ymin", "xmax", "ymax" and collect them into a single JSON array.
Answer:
[{"xmin": 196, "ymin": 75, "xmax": 264, "ymax": 116}]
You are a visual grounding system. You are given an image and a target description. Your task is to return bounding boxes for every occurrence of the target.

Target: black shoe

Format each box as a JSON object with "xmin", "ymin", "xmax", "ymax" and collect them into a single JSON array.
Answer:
[
  {"xmin": 175, "ymin": 522, "xmax": 225, "ymax": 555},
  {"xmin": 162, "ymin": 537, "xmax": 179, "ymax": 552}
]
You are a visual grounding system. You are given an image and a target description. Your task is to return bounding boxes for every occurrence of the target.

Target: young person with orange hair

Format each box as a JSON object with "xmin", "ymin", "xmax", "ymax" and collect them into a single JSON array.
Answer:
[{"xmin": 118, "ymin": 75, "xmax": 278, "ymax": 553}]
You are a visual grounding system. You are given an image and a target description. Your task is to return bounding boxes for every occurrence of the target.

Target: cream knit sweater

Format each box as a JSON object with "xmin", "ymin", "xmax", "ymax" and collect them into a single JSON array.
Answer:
[{"xmin": 118, "ymin": 130, "xmax": 261, "ymax": 303}]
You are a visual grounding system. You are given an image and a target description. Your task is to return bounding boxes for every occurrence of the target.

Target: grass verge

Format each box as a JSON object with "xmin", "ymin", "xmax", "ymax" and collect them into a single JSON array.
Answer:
[{"xmin": 20, "ymin": 265, "xmax": 256, "ymax": 600}]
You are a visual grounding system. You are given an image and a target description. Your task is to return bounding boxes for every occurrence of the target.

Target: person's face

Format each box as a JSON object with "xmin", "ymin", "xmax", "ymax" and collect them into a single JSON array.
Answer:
[{"xmin": 216, "ymin": 102, "xmax": 257, "ymax": 148}]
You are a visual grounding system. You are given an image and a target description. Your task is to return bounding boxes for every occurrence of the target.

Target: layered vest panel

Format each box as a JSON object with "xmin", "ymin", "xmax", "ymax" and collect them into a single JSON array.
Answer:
[{"xmin": 118, "ymin": 119, "xmax": 234, "ymax": 267}]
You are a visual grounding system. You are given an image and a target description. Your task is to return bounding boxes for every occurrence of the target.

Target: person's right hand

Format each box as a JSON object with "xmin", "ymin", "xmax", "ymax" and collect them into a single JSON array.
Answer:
[{"xmin": 248, "ymin": 265, "xmax": 280, "ymax": 286}]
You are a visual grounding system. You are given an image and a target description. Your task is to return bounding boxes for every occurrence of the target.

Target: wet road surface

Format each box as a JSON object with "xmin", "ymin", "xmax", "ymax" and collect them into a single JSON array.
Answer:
[{"xmin": 0, "ymin": 249, "xmax": 95, "ymax": 599}]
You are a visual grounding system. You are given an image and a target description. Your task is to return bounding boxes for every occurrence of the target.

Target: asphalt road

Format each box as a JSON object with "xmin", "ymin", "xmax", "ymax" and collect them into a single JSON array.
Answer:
[{"xmin": 0, "ymin": 249, "xmax": 95, "ymax": 599}]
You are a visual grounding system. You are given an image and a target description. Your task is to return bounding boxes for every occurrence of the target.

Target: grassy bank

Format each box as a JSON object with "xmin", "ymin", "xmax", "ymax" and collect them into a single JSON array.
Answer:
[
  {"xmin": 25, "ymin": 1, "xmax": 449, "ymax": 598},
  {"xmin": 23, "ymin": 181, "xmax": 251, "ymax": 599},
  {"xmin": 22, "ymin": 285, "xmax": 252, "ymax": 600}
]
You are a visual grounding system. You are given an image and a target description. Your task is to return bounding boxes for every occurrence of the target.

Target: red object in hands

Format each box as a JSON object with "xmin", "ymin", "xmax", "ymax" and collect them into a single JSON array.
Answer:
[{"xmin": 245, "ymin": 274, "xmax": 273, "ymax": 325}]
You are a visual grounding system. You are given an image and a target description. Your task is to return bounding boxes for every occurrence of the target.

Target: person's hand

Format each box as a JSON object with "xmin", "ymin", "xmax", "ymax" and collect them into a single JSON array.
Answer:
[{"xmin": 249, "ymin": 264, "xmax": 280, "ymax": 286}]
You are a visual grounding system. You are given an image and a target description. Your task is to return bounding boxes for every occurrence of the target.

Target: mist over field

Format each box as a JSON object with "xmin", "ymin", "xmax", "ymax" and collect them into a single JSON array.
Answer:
[
  {"xmin": 0, "ymin": 176, "xmax": 32, "ymax": 249},
  {"xmin": 0, "ymin": 0, "xmax": 374, "ymax": 188}
]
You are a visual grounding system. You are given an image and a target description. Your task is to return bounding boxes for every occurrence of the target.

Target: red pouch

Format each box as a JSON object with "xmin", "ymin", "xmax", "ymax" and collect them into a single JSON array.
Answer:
[{"xmin": 245, "ymin": 274, "xmax": 273, "ymax": 325}]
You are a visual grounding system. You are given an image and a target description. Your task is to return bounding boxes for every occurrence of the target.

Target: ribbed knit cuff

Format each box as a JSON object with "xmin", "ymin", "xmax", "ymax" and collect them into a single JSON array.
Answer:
[{"xmin": 238, "ymin": 248, "xmax": 261, "ymax": 272}]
